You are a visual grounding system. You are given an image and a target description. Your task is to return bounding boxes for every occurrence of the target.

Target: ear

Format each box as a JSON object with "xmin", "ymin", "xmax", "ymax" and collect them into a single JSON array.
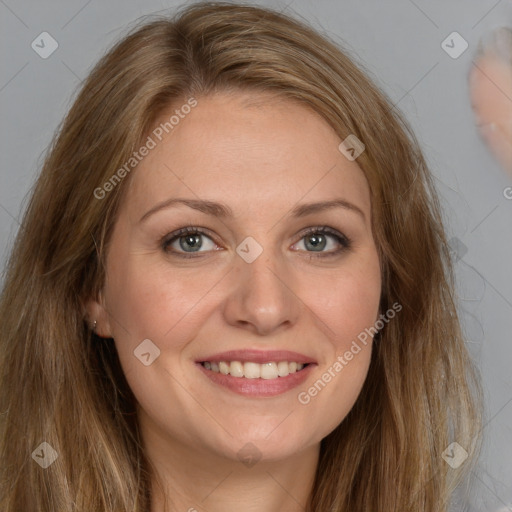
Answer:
[{"xmin": 84, "ymin": 290, "xmax": 113, "ymax": 338}]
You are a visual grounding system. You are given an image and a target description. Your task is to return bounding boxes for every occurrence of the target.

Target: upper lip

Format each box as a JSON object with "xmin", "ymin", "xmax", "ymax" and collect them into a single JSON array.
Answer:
[{"xmin": 196, "ymin": 349, "xmax": 316, "ymax": 364}]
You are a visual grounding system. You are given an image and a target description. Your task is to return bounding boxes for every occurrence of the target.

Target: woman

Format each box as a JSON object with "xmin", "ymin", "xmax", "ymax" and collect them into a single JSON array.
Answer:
[{"xmin": 0, "ymin": 2, "xmax": 482, "ymax": 511}]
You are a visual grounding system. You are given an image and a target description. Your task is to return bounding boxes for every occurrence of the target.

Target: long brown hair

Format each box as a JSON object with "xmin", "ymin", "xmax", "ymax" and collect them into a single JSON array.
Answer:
[{"xmin": 0, "ymin": 2, "xmax": 482, "ymax": 510}]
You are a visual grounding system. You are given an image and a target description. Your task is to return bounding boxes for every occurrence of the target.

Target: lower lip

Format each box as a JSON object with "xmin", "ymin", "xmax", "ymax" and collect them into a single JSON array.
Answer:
[{"xmin": 196, "ymin": 363, "xmax": 316, "ymax": 397}]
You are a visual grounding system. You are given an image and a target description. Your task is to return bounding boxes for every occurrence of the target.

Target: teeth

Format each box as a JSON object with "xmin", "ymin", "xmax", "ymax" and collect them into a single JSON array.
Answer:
[
  {"xmin": 277, "ymin": 361, "xmax": 289, "ymax": 377},
  {"xmin": 202, "ymin": 360, "xmax": 307, "ymax": 378},
  {"xmin": 230, "ymin": 360, "xmax": 244, "ymax": 377},
  {"xmin": 260, "ymin": 362, "xmax": 278, "ymax": 380},
  {"xmin": 244, "ymin": 362, "xmax": 261, "ymax": 379}
]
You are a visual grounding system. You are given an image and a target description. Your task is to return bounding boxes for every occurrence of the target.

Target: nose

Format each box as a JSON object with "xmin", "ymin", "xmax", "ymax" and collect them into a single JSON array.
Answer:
[{"xmin": 222, "ymin": 250, "xmax": 301, "ymax": 336}]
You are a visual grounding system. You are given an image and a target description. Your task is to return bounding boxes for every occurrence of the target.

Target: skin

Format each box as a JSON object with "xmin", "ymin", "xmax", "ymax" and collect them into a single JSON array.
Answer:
[
  {"xmin": 470, "ymin": 47, "xmax": 512, "ymax": 175},
  {"xmin": 86, "ymin": 91, "xmax": 382, "ymax": 512}
]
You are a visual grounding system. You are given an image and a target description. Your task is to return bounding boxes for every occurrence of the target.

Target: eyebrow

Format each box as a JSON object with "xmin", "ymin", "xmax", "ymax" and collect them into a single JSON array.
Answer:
[{"xmin": 139, "ymin": 197, "xmax": 366, "ymax": 223}]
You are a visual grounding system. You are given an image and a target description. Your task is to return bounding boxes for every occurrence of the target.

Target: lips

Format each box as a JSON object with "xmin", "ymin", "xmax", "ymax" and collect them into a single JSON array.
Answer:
[
  {"xmin": 196, "ymin": 349, "xmax": 316, "ymax": 365},
  {"xmin": 195, "ymin": 349, "xmax": 317, "ymax": 397}
]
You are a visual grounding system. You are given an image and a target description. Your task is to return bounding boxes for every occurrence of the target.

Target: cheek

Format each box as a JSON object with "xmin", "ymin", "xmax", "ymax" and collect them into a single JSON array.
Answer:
[
  {"xmin": 103, "ymin": 253, "xmax": 234, "ymax": 397},
  {"xmin": 307, "ymin": 251, "xmax": 381, "ymax": 352},
  {"xmin": 105, "ymin": 255, "xmax": 210, "ymax": 341},
  {"xmin": 295, "ymin": 250, "xmax": 380, "ymax": 428}
]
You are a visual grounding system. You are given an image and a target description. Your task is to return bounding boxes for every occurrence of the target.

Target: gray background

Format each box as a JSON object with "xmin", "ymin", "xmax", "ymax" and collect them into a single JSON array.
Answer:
[{"xmin": 0, "ymin": 0, "xmax": 511, "ymax": 509}]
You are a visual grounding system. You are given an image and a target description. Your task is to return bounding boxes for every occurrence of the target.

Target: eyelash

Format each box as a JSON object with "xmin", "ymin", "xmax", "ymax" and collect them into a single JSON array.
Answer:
[{"xmin": 160, "ymin": 226, "xmax": 352, "ymax": 260}]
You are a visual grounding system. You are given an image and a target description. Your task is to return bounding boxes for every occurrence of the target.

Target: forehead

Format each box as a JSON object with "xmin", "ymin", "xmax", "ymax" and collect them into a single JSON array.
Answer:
[{"xmin": 123, "ymin": 91, "xmax": 371, "ymax": 220}]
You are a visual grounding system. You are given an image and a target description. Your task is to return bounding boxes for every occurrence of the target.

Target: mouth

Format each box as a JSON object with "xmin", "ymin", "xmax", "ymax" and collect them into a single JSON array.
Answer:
[
  {"xmin": 200, "ymin": 360, "xmax": 310, "ymax": 379},
  {"xmin": 195, "ymin": 350, "xmax": 316, "ymax": 397}
]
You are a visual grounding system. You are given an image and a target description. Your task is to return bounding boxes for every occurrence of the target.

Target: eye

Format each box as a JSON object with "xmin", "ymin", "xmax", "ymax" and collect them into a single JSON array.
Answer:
[
  {"xmin": 161, "ymin": 225, "xmax": 351, "ymax": 259},
  {"xmin": 161, "ymin": 227, "xmax": 220, "ymax": 258},
  {"xmin": 292, "ymin": 226, "xmax": 351, "ymax": 258}
]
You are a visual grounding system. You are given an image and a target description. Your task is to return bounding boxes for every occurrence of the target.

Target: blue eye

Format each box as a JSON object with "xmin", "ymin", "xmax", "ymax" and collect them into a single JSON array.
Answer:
[
  {"xmin": 162, "ymin": 227, "xmax": 219, "ymax": 258},
  {"xmin": 295, "ymin": 226, "xmax": 351, "ymax": 258},
  {"xmin": 161, "ymin": 226, "xmax": 351, "ymax": 259}
]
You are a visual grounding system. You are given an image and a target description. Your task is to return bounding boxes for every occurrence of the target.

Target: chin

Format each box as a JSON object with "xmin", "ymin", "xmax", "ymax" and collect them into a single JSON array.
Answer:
[{"xmin": 210, "ymin": 422, "xmax": 320, "ymax": 464}]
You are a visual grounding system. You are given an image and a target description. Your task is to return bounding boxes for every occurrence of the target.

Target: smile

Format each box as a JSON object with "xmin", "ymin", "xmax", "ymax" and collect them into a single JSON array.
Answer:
[
  {"xmin": 196, "ymin": 349, "xmax": 316, "ymax": 397},
  {"xmin": 201, "ymin": 360, "xmax": 308, "ymax": 379}
]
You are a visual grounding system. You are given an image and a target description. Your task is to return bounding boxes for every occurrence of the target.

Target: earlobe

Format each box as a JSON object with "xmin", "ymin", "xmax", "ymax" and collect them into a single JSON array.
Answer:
[{"xmin": 84, "ymin": 291, "xmax": 113, "ymax": 338}]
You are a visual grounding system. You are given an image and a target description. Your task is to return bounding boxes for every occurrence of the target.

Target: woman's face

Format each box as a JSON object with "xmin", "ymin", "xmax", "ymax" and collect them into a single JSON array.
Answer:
[{"xmin": 88, "ymin": 91, "xmax": 381, "ymax": 463}]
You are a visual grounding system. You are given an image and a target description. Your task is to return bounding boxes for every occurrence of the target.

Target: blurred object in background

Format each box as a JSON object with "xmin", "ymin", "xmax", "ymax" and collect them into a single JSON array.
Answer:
[{"xmin": 469, "ymin": 26, "xmax": 512, "ymax": 176}]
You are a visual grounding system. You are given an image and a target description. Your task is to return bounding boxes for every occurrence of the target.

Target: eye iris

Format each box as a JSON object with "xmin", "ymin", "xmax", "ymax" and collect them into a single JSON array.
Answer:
[
  {"xmin": 180, "ymin": 234, "xmax": 202, "ymax": 252},
  {"xmin": 305, "ymin": 233, "xmax": 326, "ymax": 251}
]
